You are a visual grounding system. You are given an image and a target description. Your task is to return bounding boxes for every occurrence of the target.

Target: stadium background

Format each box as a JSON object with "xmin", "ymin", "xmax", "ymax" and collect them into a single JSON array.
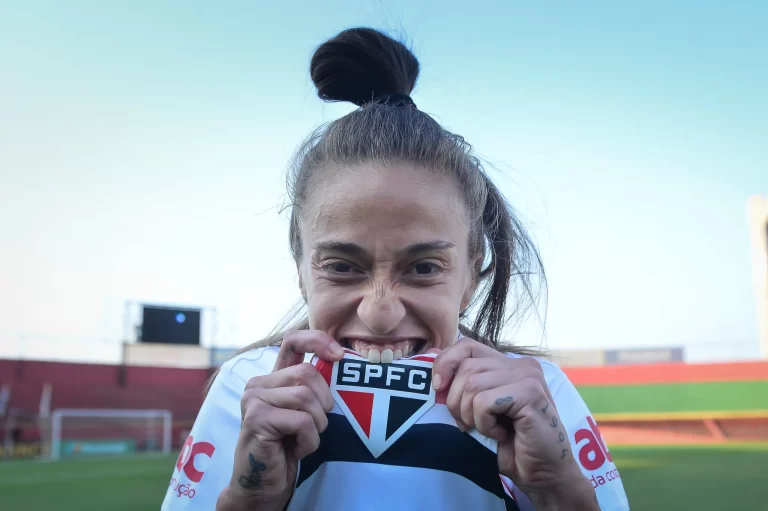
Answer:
[
  {"xmin": 1, "ymin": 195, "xmax": 767, "ymax": 509},
  {"xmin": 2, "ymin": 2, "xmax": 768, "ymax": 509}
]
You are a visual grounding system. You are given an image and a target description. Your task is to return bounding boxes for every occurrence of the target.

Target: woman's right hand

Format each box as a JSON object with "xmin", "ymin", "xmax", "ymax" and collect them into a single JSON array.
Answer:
[{"xmin": 216, "ymin": 330, "xmax": 345, "ymax": 511}]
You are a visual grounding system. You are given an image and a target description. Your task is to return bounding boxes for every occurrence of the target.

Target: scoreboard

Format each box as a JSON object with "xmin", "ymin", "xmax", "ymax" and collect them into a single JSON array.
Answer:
[{"xmin": 139, "ymin": 305, "xmax": 201, "ymax": 346}]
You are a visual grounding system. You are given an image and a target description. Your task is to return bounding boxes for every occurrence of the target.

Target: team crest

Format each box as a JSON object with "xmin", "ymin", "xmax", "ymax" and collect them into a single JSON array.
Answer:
[{"xmin": 315, "ymin": 351, "xmax": 437, "ymax": 458}]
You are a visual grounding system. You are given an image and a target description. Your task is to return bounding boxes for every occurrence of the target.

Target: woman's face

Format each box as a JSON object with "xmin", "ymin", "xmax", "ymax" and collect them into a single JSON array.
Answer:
[{"xmin": 298, "ymin": 164, "xmax": 477, "ymax": 363}]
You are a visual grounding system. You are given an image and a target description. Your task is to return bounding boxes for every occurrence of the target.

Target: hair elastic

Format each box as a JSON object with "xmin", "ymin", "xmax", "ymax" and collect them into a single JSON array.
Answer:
[{"xmin": 372, "ymin": 92, "xmax": 416, "ymax": 109}]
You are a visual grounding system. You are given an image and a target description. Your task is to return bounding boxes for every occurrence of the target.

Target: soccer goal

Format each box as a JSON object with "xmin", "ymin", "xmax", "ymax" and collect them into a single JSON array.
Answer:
[{"xmin": 49, "ymin": 409, "xmax": 172, "ymax": 461}]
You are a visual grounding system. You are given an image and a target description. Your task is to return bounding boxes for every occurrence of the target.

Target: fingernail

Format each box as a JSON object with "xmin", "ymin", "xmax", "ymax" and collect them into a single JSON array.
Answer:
[
  {"xmin": 432, "ymin": 374, "xmax": 442, "ymax": 390},
  {"xmin": 330, "ymin": 342, "xmax": 344, "ymax": 357}
]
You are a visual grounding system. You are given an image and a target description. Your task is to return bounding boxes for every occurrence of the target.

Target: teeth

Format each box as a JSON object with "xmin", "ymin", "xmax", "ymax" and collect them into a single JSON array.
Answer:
[{"xmin": 349, "ymin": 339, "xmax": 422, "ymax": 363}]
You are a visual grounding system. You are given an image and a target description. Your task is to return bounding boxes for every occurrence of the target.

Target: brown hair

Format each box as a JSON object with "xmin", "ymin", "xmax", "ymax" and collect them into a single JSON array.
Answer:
[{"xmin": 207, "ymin": 27, "xmax": 546, "ymax": 393}]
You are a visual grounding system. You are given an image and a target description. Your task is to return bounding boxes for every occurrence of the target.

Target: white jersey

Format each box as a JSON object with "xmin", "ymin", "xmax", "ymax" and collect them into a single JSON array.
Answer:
[{"xmin": 161, "ymin": 346, "xmax": 630, "ymax": 510}]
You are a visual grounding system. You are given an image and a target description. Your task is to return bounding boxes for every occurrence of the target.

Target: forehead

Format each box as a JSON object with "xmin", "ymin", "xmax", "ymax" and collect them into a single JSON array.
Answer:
[{"xmin": 301, "ymin": 164, "xmax": 469, "ymax": 251}]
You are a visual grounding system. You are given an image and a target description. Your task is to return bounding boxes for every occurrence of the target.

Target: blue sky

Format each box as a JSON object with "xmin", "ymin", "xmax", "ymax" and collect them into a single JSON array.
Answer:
[{"xmin": 0, "ymin": 1, "xmax": 765, "ymax": 363}]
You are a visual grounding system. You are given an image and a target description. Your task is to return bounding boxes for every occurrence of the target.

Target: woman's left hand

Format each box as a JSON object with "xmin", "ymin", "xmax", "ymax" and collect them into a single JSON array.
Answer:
[{"xmin": 432, "ymin": 338, "xmax": 599, "ymax": 509}]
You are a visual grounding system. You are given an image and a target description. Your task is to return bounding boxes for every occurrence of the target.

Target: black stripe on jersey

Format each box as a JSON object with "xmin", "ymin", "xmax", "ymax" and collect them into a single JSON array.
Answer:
[{"xmin": 297, "ymin": 413, "xmax": 520, "ymax": 511}]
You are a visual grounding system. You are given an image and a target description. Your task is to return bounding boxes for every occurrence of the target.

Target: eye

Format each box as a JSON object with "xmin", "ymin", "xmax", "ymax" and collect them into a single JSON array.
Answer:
[
  {"xmin": 321, "ymin": 261, "xmax": 359, "ymax": 275},
  {"xmin": 407, "ymin": 262, "xmax": 443, "ymax": 277},
  {"xmin": 330, "ymin": 262, "xmax": 353, "ymax": 273}
]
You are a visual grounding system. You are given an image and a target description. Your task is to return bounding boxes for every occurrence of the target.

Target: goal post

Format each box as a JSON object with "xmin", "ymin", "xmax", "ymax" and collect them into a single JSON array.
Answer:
[{"xmin": 50, "ymin": 409, "xmax": 172, "ymax": 461}]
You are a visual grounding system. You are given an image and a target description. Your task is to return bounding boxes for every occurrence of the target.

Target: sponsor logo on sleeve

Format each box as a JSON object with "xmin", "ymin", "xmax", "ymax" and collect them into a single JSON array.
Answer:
[
  {"xmin": 574, "ymin": 416, "xmax": 622, "ymax": 489},
  {"xmin": 169, "ymin": 435, "xmax": 216, "ymax": 499}
]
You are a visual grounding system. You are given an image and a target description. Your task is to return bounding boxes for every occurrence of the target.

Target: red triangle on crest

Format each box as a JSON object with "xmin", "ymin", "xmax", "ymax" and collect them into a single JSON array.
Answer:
[{"xmin": 336, "ymin": 390, "xmax": 374, "ymax": 437}]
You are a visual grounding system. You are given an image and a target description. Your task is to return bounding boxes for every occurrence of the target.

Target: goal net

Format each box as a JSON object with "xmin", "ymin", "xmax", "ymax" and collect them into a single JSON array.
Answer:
[{"xmin": 50, "ymin": 409, "xmax": 172, "ymax": 460}]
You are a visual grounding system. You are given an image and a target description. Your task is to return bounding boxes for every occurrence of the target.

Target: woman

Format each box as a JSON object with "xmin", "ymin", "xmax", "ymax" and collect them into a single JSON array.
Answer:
[{"xmin": 163, "ymin": 28, "xmax": 630, "ymax": 511}]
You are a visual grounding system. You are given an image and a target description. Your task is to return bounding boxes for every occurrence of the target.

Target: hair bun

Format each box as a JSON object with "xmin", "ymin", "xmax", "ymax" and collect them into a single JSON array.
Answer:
[{"xmin": 310, "ymin": 27, "xmax": 420, "ymax": 107}]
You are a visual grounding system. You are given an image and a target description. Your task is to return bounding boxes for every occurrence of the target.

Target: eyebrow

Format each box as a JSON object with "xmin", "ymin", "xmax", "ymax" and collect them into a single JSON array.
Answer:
[
  {"xmin": 401, "ymin": 241, "xmax": 455, "ymax": 256},
  {"xmin": 311, "ymin": 241, "xmax": 369, "ymax": 259},
  {"xmin": 311, "ymin": 240, "xmax": 455, "ymax": 259}
]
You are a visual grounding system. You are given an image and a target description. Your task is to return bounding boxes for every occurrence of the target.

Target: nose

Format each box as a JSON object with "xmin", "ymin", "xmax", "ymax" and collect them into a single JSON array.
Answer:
[{"xmin": 356, "ymin": 279, "xmax": 406, "ymax": 334}]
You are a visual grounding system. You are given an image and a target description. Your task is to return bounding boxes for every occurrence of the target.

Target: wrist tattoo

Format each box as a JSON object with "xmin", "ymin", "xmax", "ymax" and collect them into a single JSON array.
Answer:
[
  {"xmin": 558, "ymin": 431, "xmax": 565, "ymax": 442},
  {"xmin": 560, "ymin": 448, "xmax": 568, "ymax": 459},
  {"xmin": 238, "ymin": 453, "xmax": 267, "ymax": 490},
  {"xmin": 550, "ymin": 417, "xmax": 558, "ymax": 428},
  {"xmin": 541, "ymin": 402, "xmax": 549, "ymax": 414}
]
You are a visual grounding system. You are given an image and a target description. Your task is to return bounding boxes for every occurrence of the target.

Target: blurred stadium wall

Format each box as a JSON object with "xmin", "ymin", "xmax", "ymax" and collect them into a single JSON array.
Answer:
[{"xmin": 2, "ymin": 343, "xmax": 767, "ymax": 461}]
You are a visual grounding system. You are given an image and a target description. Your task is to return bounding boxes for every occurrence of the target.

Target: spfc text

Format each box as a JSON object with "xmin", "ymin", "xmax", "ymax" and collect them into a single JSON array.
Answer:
[{"xmin": 336, "ymin": 359, "xmax": 431, "ymax": 396}]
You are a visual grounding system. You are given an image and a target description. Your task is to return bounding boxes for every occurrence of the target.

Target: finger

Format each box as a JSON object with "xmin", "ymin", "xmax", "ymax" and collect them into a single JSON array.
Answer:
[
  {"xmin": 473, "ymin": 380, "xmax": 549, "ymax": 442},
  {"xmin": 511, "ymin": 356, "xmax": 557, "ymax": 412},
  {"xmin": 252, "ymin": 407, "xmax": 321, "ymax": 461},
  {"xmin": 431, "ymin": 338, "xmax": 502, "ymax": 391},
  {"xmin": 460, "ymin": 369, "xmax": 524, "ymax": 428},
  {"xmin": 273, "ymin": 329, "xmax": 345, "ymax": 372},
  {"xmin": 453, "ymin": 354, "xmax": 557, "ymax": 420},
  {"xmin": 246, "ymin": 362, "xmax": 335, "ymax": 412},
  {"xmin": 247, "ymin": 386, "xmax": 329, "ymax": 433},
  {"xmin": 454, "ymin": 366, "xmax": 546, "ymax": 427},
  {"xmin": 445, "ymin": 358, "xmax": 505, "ymax": 430},
  {"xmin": 445, "ymin": 358, "xmax": 477, "ymax": 429}
]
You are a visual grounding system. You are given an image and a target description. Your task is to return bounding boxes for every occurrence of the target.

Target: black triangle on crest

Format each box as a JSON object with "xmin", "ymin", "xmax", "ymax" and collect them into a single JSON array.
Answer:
[{"xmin": 386, "ymin": 396, "xmax": 428, "ymax": 440}]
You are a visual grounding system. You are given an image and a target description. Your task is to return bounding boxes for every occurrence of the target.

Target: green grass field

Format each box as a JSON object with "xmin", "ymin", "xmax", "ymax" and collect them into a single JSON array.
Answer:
[
  {"xmin": 577, "ymin": 381, "xmax": 768, "ymax": 414},
  {"xmin": 1, "ymin": 445, "xmax": 767, "ymax": 510}
]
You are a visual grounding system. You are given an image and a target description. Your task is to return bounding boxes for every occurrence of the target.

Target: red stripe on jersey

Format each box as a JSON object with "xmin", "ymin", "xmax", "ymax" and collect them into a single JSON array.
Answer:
[
  {"xmin": 315, "ymin": 359, "xmax": 332, "ymax": 386},
  {"xmin": 408, "ymin": 355, "xmax": 437, "ymax": 362},
  {"xmin": 500, "ymin": 476, "xmax": 516, "ymax": 500}
]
